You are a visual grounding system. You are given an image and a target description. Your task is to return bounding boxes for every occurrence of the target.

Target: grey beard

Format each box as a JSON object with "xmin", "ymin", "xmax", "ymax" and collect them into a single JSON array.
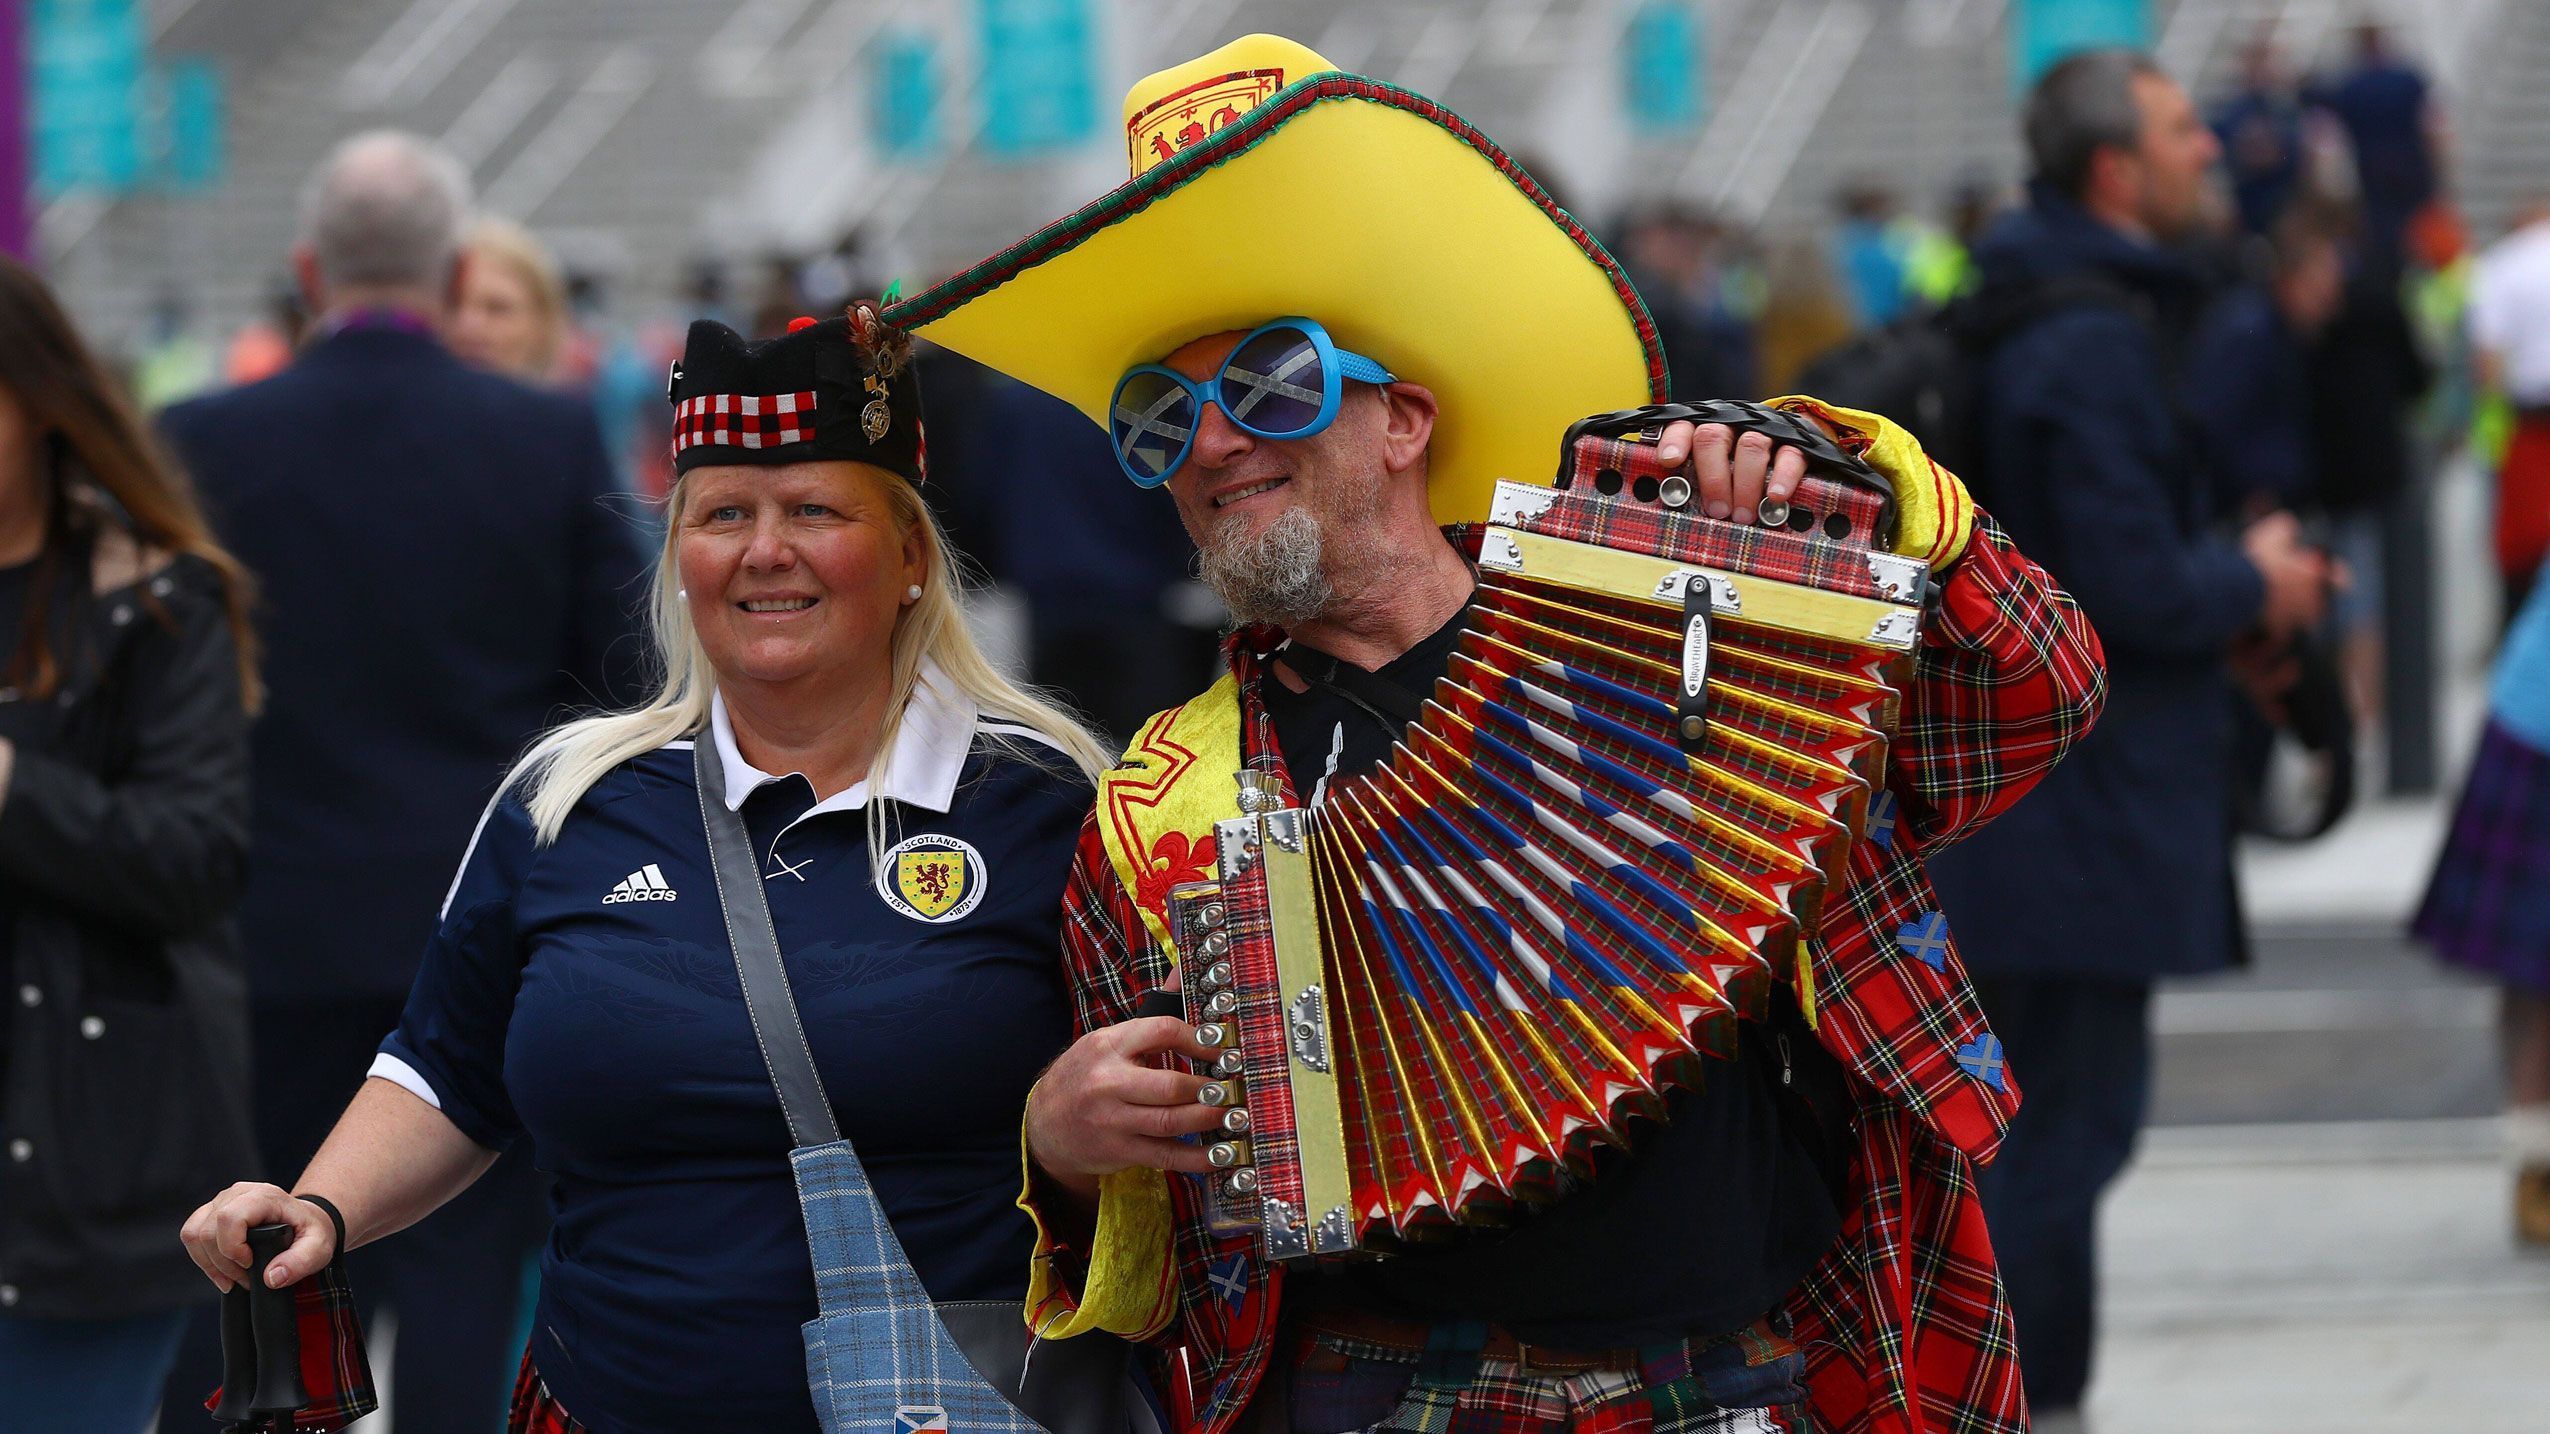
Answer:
[{"xmin": 1197, "ymin": 506, "xmax": 1333, "ymax": 628}]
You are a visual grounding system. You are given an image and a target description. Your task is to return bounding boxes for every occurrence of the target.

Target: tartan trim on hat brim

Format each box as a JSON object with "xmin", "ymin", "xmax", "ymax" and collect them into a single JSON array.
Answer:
[
  {"xmin": 672, "ymin": 390, "xmax": 820, "ymax": 456},
  {"xmin": 883, "ymin": 72, "xmax": 1670, "ymax": 403}
]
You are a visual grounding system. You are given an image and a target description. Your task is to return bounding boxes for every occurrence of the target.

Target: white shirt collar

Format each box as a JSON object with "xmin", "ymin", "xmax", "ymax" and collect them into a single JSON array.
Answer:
[{"xmin": 709, "ymin": 657, "xmax": 979, "ymax": 816}]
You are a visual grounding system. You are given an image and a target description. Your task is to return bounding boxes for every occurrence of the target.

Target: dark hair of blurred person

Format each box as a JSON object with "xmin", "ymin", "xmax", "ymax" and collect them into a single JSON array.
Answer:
[
  {"xmin": 150, "ymin": 129, "xmax": 650, "ymax": 1434},
  {"xmin": 452, "ymin": 215, "xmax": 570, "ymax": 383},
  {"xmin": 0, "ymin": 254, "xmax": 260, "ymax": 1427},
  {"xmin": 0, "ymin": 260, "xmax": 260, "ymax": 701}
]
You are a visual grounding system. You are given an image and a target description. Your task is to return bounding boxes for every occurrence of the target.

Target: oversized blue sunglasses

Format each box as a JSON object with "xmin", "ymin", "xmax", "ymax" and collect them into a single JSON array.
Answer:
[{"xmin": 1108, "ymin": 317, "xmax": 1397, "ymax": 488}]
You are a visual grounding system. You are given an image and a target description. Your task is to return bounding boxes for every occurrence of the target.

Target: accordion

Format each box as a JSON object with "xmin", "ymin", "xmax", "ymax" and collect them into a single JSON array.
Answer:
[{"xmin": 1170, "ymin": 402, "xmax": 1932, "ymax": 1262}]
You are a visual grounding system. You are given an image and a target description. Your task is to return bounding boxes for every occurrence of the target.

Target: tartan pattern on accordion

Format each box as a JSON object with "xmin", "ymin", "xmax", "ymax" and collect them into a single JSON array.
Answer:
[
  {"xmin": 793, "ymin": 1140, "xmax": 1044, "ymax": 1431},
  {"xmin": 507, "ymin": 1358, "xmax": 587, "ymax": 1434},
  {"xmin": 1213, "ymin": 849, "xmax": 1309, "ymax": 1225},
  {"xmin": 1536, "ymin": 447, "xmax": 1903, "ymax": 602},
  {"xmin": 201, "ymin": 1258, "xmax": 376, "ymax": 1432},
  {"xmin": 671, "ymin": 390, "xmax": 820, "ymax": 457},
  {"xmin": 1038, "ymin": 514, "xmax": 2104, "ymax": 1434}
]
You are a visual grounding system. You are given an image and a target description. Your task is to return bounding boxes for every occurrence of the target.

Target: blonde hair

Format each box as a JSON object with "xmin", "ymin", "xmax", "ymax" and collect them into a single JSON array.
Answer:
[
  {"xmin": 508, "ymin": 468, "xmax": 1109, "ymax": 864},
  {"xmin": 463, "ymin": 215, "xmax": 569, "ymax": 375}
]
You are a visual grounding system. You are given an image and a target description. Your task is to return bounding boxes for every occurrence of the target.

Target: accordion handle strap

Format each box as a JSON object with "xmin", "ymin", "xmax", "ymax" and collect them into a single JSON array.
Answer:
[
  {"xmin": 694, "ymin": 737, "xmax": 842, "ymax": 1149},
  {"xmin": 1557, "ymin": 399, "xmax": 1898, "ymax": 549}
]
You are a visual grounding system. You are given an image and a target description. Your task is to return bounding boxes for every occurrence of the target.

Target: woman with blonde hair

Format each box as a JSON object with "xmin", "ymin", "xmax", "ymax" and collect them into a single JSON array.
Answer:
[
  {"xmin": 452, "ymin": 216, "xmax": 571, "ymax": 382},
  {"xmin": 181, "ymin": 307, "xmax": 1137, "ymax": 1433}
]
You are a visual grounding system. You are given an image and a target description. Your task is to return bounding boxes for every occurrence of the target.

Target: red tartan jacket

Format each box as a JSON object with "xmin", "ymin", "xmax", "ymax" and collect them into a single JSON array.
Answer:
[{"xmin": 1038, "ymin": 515, "xmax": 2105, "ymax": 1434}]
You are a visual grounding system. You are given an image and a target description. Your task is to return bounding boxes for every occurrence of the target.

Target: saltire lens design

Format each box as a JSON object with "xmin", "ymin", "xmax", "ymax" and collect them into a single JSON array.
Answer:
[
  {"xmin": 1109, "ymin": 317, "xmax": 1398, "ymax": 487},
  {"xmin": 1170, "ymin": 409, "xmax": 1935, "ymax": 1261}
]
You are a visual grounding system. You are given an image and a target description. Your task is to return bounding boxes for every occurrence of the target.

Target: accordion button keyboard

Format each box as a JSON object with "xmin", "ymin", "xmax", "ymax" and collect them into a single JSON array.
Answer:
[
  {"xmin": 1201, "ymin": 960, "xmax": 1235, "ymax": 989},
  {"xmin": 1212, "ymin": 1049, "xmax": 1245, "ymax": 1078},
  {"xmin": 1207, "ymin": 1140, "xmax": 1251, "ymax": 1169},
  {"xmin": 1204, "ymin": 990, "xmax": 1240, "ymax": 1017},
  {"xmin": 1221, "ymin": 1108, "xmax": 1253, "ymax": 1134},
  {"xmin": 1225, "ymin": 1169, "xmax": 1259, "ymax": 1196},
  {"xmin": 1198, "ymin": 1081, "xmax": 1234, "ymax": 1107},
  {"xmin": 1195, "ymin": 1022, "xmax": 1230, "ymax": 1048}
]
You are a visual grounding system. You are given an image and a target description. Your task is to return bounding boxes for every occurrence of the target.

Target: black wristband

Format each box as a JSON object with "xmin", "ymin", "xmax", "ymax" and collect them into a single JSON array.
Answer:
[{"xmin": 296, "ymin": 1193, "xmax": 348, "ymax": 1262}]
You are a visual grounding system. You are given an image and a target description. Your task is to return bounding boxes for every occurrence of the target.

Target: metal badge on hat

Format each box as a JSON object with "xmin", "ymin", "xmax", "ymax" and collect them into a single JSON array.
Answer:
[{"xmin": 849, "ymin": 300, "xmax": 904, "ymax": 444}]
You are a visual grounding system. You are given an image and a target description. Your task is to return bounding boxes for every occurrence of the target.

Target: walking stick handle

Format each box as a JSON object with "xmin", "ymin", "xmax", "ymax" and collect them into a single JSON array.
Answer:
[{"xmin": 244, "ymin": 1223, "xmax": 310, "ymax": 1415}]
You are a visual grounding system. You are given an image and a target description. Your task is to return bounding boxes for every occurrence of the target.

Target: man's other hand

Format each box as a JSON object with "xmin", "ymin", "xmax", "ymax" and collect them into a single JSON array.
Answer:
[{"xmin": 1025, "ymin": 1016, "xmax": 1229, "ymax": 1203}]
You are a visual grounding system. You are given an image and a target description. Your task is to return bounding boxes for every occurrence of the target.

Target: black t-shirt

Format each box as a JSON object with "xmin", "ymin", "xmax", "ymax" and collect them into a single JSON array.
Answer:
[{"xmin": 1261, "ymin": 602, "xmax": 1850, "ymax": 1347}]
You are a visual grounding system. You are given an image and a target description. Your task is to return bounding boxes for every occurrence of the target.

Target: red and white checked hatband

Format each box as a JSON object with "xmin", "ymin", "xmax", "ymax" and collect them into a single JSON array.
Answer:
[{"xmin": 671, "ymin": 391, "xmax": 819, "ymax": 457}]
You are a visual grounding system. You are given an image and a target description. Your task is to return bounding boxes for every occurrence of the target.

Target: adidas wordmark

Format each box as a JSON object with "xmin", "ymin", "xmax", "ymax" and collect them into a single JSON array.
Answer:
[{"xmin": 603, "ymin": 864, "xmax": 678, "ymax": 904}]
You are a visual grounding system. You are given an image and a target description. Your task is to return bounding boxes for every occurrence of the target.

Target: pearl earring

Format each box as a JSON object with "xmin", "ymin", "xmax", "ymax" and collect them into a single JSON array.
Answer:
[
  {"xmin": 905, "ymin": 584, "xmax": 923, "ymax": 603},
  {"xmin": 676, "ymin": 589, "xmax": 687, "ymax": 600}
]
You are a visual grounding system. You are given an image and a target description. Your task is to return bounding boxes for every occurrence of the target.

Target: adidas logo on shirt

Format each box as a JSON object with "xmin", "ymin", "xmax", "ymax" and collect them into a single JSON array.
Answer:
[{"xmin": 603, "ymin": 864, "xmax": 677, "ymax": 904}]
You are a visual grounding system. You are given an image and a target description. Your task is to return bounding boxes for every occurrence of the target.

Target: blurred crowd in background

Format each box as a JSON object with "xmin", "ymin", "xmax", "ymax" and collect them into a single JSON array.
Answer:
[{"xmin": 85, "ymin": 20, "xmax": 2514, "ymax": 753}]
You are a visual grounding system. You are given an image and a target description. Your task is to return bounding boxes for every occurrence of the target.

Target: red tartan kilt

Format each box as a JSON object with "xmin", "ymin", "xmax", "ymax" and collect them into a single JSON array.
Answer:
[{"xmin": 509, "ymin": 1356, "xmax": 586, "ymax": 1434}]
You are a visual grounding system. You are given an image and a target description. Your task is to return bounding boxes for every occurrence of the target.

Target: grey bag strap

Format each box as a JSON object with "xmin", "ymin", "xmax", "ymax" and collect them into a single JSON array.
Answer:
[{"xmin": 694, "ymin": 738, "xmax": 841, "ymax": 1148}]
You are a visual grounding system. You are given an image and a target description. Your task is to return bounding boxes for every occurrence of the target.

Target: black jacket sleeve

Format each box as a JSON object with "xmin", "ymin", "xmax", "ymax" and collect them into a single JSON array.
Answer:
[
  {"xmin": 0, "ymin": 568, "xmax": 252, "ymax": 938},
  {"xmin": 2034, "ymin": 312, "xmax": 2267, "ymax": 659}
]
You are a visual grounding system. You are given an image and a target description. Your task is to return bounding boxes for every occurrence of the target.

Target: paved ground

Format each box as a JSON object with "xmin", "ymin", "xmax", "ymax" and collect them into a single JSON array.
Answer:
[{"xmin": 2083, "ymin": 883, "xmax": 2550, "ymax": 1431}]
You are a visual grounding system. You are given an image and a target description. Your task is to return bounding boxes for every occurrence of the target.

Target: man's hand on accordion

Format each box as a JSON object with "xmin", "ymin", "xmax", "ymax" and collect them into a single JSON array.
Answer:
[
  {"xmin": 1650, "ymin": 417, "xmax": 1813, "ymax": 527},
  {"xmin": 1026, "ymin": 1014, "xmax": 1229, "ymax": 1208}
]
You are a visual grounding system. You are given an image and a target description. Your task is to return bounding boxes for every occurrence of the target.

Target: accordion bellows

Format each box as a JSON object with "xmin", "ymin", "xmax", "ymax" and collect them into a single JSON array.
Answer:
[{"xmin": 1174, "ymin": 405, "xmax": 1930, "ymax": 1262}]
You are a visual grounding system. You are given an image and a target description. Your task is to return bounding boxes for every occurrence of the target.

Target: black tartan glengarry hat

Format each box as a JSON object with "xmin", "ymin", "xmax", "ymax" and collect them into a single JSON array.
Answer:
[{"xmin": 666, "ymin": 303, "xmax": 925, "ymax": 482}]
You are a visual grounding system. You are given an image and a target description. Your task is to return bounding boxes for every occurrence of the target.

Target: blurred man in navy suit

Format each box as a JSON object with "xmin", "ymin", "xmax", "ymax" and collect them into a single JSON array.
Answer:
[{"xmin": 157, "ymin": 131, "xmax": 648, "ymax": 1434}]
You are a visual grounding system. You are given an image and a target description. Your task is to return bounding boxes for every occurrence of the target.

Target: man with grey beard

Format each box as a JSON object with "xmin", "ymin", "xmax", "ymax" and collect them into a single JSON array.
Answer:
[
  {"xmin": 886, "ymin": 33, "xmax": 2104, "ymax": 1431},
  {"xmin": 1196, "ymin": 501, "xmax": 1332, "ymax": 629}
]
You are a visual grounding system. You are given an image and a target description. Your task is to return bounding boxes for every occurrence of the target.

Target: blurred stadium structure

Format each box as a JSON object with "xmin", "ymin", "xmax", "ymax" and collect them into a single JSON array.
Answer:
[{"xmin": 28, "ymin": 0, "xmax": 2548, "ymax": 350}]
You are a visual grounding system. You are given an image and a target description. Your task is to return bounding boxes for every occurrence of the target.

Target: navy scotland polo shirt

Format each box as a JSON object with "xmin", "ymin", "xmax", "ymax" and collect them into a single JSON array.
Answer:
[{"xmin": 374, "ymin": 680, "xmax": 1090, "ymax": 1431}]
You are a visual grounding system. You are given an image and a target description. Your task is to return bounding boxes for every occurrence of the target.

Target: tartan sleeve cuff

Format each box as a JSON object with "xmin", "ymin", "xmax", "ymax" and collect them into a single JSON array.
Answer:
[
  {"xmin": 1018, "ymin": 1127, "xmax": 1178, "ymax": 1342},
  {"xmin": 1766, "ymin": 394, "xmax": 1976, "ymax": 572}
]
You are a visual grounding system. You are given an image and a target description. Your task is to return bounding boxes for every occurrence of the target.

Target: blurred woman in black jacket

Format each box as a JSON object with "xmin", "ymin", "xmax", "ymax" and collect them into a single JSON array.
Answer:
[{"xmin": 0, "ymin": 256, "xmax": 261, "ymax": 1428}]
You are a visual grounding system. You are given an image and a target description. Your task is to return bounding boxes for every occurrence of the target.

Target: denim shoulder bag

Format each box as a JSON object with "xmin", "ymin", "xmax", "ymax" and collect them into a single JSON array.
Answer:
[{"xmin": 694, "ymin": 742, "xmax": 1137, "ymax": 1434}]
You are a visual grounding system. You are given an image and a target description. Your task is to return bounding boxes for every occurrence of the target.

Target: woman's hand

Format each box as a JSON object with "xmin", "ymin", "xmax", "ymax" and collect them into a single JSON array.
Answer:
[
  {"xmin": 180, "ymin": 1182, "xmax": 336, "ymax": 1293},
  {"xmin": 1026, "ymin": 1016, "xmax": 1229, "ymax": 1202},
  {"xmin": 1652, "ymin": 417, "xmax": 1812, "ymax": 526}
]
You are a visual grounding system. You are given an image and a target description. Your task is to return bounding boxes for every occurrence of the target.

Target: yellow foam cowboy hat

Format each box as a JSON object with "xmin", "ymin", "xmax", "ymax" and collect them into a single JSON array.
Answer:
[{"xmin": 884, "ymin": 34, "xmax": 1667, "ymax": 528}]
